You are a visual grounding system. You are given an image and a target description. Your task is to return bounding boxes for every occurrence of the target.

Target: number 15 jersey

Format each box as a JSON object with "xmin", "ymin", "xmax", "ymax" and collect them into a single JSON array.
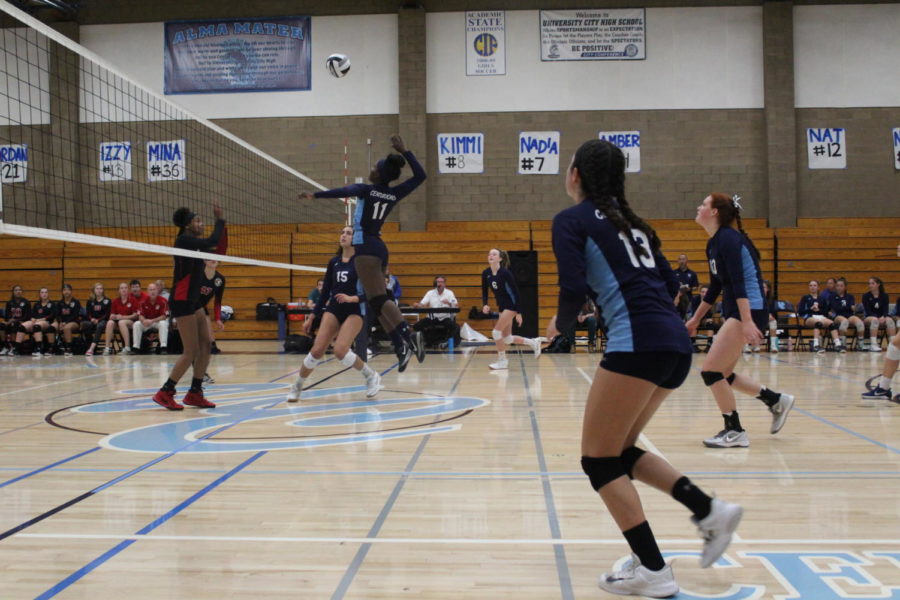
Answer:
[{"xmin": 551, "ymin": 200, "xmax": 691, "ymax": 354}]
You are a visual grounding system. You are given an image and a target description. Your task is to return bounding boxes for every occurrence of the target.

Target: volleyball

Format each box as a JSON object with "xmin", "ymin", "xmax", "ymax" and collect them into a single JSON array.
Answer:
[{"xmin": 325, "ymin": 53, "xmax": 351, "ymax": 78}]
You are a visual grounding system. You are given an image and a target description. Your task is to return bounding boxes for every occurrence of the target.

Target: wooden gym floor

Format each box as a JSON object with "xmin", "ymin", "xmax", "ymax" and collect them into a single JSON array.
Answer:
[{"xmin": 0, "ymin": 343, "xmax": 898, "ymax": 599}]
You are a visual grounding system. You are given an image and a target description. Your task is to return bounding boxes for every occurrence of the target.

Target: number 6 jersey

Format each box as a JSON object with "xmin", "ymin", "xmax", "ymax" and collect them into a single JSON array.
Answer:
[{"xmin": 551, "ymin": 200, "xmax": 690, "ymax": 354}]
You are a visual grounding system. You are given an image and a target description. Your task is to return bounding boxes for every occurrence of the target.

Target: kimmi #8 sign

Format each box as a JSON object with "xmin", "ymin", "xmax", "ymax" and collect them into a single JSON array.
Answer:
[{"xmin": 437, "ymin": 133, "xmax": 484, "ymax": 174}]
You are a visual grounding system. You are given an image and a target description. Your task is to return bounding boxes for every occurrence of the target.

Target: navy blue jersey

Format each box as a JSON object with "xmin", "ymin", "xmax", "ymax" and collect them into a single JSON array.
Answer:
[
  {"xmin": 56, "ymin": 298, "xmax": 81, "ymax": 323},
  {"xmin": 482, "ymin": 267, "xmax": 521, "ymax": 313},
  {"xmin": 5, "ymin": 298, "xmax": 30, "ymax": 322},
  {"xmin": 862, "ymin": 292, "xmax": 890, "ymax": 318},
  {"xmin": 702, "ymin": 227, "xmax": 765, "ymax": 318},
  {"xmin": 820, "ymin": 288, "xmax": 836, "ymax": 306},
  {"xmin": 86, "ymin": 298, "xmax": 111, "ymax": 321},
  {"xmin": 829, "ymin": 293, "xmax": 856, "ymax": 318},
  {"xmin": 313, "ymin": 151, "xmax": 426, "ymax": 245},
  {"xmin": 551, "ymin": 201, "xmax": 691, "ymax": 354},
  {"xmin": 798, "ymin": 294, "xmax": 828, "ymax": 319},
  {"xmin": 32, "ymin": 301, "xmax": 57, "ymax": 321},
  {"xmin": 314, "ymin": 255, "xmax": 365, "ymax": 316},
  {"xmin": 674, "ymin": 267, "xmax": 699, "ymax": 293}
]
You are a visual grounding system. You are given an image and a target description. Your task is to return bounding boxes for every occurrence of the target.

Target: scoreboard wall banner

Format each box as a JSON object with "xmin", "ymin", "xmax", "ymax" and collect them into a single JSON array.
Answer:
[
  {"xmin": 147, "ymin": 139, "xmax": 187, "ymax": 182},
  {"xmin": 466, "ymin": 11, "xmax": 506, "ymax": 76},
  {"xmin": 598, "ymin": 131, "xmax": 641, "ymax": 173},
  {"xmin": 437, "ymin": 133, "xmax": 484, "ymax": 174},
  {"xmin": 100, "ymin": 142, "xmax": 132, "ymax": 182},
  {"xmin": 0, "ymin": 144, "xmax": 27, "ymax": 183},
  {"xmin": 540, "ymin": 9, "xmax": 646, "ymax": 61},
  {"xmin": 807, "ymin": 128, "xmax": 846, "ymax": 169},
  {"xmin": 518, "ymin": 131, "xmax": 559, "ymax": 175}
]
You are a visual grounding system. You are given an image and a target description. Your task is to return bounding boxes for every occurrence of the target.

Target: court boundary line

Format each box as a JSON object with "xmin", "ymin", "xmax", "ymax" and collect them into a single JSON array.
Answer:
[
  {"xmin": 523, "ymin": 353, "xmax": 574, "ymax": 600},
  {"xmin": 16, "ymin": 532, "xmax": 900, "ymax": 546}
]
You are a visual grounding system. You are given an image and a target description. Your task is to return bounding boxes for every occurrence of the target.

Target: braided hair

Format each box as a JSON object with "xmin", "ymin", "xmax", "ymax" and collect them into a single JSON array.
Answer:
[
  {"xmin": 708, "ymin": 192, "xmax": 760, "ymax": 261},
  {"xmin": 571, "ymin": 139, "xmax": 660, "ymax": 259}
]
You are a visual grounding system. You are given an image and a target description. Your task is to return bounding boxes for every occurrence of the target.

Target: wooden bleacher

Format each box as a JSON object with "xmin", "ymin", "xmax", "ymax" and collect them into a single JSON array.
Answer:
[{"xmin": 1, "ymin": 218, "xmax": 896, "ymax": 343}]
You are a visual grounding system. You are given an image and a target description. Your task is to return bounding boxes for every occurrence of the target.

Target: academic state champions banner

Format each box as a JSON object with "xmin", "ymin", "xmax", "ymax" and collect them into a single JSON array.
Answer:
[{"xmin": 164, "ymin": 17, "xmax": 311, "ymax": 94}]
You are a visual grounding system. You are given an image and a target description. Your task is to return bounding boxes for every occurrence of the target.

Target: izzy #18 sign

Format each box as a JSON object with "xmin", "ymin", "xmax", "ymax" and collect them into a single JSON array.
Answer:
[
  {"xmin": 147, "ymin": 140, "xmax": 186, "ymax": 182},
  {"xmin": 540, "ymin": 9, "xmax": 645, "ymax": 61},
  {"xmin": 437, "ymin": 133, "xmax": 484, "ymax": 174},
  {"xmin": 0, "ymin": 144, "xmax": 27, "ymax": 183},
  {"xmin": 519, "ymin": 132, "xmax": 559, "ymax": 175},
  {"xmin": 99, "ymin": 142, "xmax": 132, "ymax": 182},
  {"xmin": 807, "ymin": 128, "xmax": 846, "ymax": 169},
  {"xmin": 599, "ymin": 131, "xmax": 641, "ymax": 173},
  {"xmin": 466, "ymin": 11, "xmax": 505, "ymax": 76}
]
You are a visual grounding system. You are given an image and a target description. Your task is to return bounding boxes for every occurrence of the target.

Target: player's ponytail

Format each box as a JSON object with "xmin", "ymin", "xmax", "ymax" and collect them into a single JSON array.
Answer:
[
  {"xmin": 572, "ymin": 139, "xmax": 659, "ymax": 259},
  {"xmin": 709, "ymin": 193, "xmax": 760, "ymax": 262}
]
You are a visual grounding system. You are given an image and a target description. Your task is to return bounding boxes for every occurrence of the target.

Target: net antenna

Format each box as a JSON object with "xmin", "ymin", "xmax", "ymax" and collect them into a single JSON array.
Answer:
[{"xmin": 0, "ymin": 0, "xmax": 356, "ymax": 272}]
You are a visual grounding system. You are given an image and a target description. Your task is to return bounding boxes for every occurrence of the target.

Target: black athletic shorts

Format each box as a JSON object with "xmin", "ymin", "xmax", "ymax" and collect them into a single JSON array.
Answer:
[
  {"xmin": 353, "ymin": 236, "xmax": 389, "ymax": 265},
  {"xmin": 170, "ymin": 300, "xmax": 198, "ymax": 318},
  {"xmin": 722, "ymin": 308, "xmax": 769, "ymax": 334},
  {"xmin": 600, "ymin": 351, "xmax": 693, "ymax": 390},
  {"xmin": 325, "ymin": 302, "xmax": 362, "ymax": 325}
]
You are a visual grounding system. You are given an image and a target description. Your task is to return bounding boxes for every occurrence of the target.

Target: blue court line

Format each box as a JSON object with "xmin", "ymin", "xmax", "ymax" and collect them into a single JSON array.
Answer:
[
  {"xmin": 765, "ymin": 356, "xmax": 900, "ymax": 455},
  {"xmin": 35, "ymin": 451, "xmax": 266, "ymax": 600},
  {"xmin": 329, "ymin": 351, "xmax": 476, "ymax": 600},
  {"xmin": 519, "ymin": 352, "xmax": 574, "ymax": 600},
  {"xmin": 0, "ymin": 447, "xmax": 101, "ymax": 489}
]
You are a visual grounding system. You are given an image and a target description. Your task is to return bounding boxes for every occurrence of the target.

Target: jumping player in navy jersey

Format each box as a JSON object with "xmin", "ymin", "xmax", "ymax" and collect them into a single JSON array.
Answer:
[
  {"xmin": 481, "ymin": 248, "xmax": 541, "ymax": 369},
  {"xmin": 299, "ymin": 135, "xmax": 426, "ymax": 373},
  {"xmin": 151, "ymin": 205, "xmax": 225, "ymax": 411},
  {"xmin": 548, "ymin": 140, "xmax": 741, "ymax": 597},
  {"xmin": 287, "ymin": 226, "xmax": 382, "ymax": 401},
  {"xmin": 27, "ymin": 287, "xmax": 57, "ymax": 356},
  {"xmin": 686, "ymin": 194, "xmax": 794, "ymax": 449},
  {"xmin": 862, "ymin": 276, "xmax": 894, "ymax": 352},
  {"xmin": 3, "ymin": 285, "xmax": 31, "ymax": 356}
]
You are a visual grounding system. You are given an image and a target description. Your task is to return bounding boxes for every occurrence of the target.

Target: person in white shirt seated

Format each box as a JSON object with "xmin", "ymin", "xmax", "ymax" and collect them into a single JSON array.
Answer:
[{"xmin": 412, "ymin": 275, "xmax": 460, "ymax": 348}]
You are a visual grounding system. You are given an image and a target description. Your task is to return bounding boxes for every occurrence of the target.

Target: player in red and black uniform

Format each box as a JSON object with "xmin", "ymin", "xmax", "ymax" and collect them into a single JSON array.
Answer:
[
  {"xmin": 3, "ymin": 285, "xmax": 31, "ymax": 356},
  {"xmin": 152, "ymin": 205, "xmax": 225, "ymax": 410},
  {"xmin": 83, "ymin": 282, "xmax": 112, "ymax": 357},
  {"xmin": 56, "ymin": 284, "xmax": 82, "ymax": 357},
  {"xmin": 27, "ymin": 287, "xmax": 57, "ymax": 356},
  {"xmin": 196, "ymin": 257, "xmax": 226, "ymax": 383}
]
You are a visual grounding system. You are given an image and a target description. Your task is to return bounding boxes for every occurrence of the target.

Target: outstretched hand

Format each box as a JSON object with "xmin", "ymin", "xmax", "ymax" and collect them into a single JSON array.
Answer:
[
  {"xmin": 298, "ymin": 191, "xmax": 315, "ymax": 201},
  {"xmin": 213, "ymin": 205, "xmax": 224, "ymax": 219},
  {"xmin": 390, "ymin": 134, "xmax": 407, "ymax": 153}
]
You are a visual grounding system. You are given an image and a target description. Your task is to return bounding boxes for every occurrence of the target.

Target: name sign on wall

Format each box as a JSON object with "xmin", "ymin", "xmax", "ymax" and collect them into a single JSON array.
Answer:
[
  {"xmin": 599, "ymin": 131, "xmax": 641, "ymax": 173},
  {"xmin": 807, "ymin": 128, "xmax": 846, "ymax": 169},
  {"xmin": 100, "ymin": 142, "xmax": 132, "ymax": 182},
  {"xmin": 540, "ymin": 9, "xmax": 646, "ymax": 61},
  {"xmin": 0, "ymin": 144, "xmax": 27, "ymax": 183},
  {"xmin": 437, "ymin": 133, "xmax": 484, "ymax": 174},
  {"xmin": 164, "ymin": 17, "xmax": 312, "ymax": 94},
  {"xmin": 147, "ymin": 140, "xmax": 186, "ymax": 182},
  {"xmin": 518, "ymin": 132, "xmax": 559, "ymax": 175},
  {"xmin": 466, "ymin": 11, "xmax": 505, "ymax": 76},
  {"xmin": 893, "ymin": 128, "xmax": 900, "ymax": 171}
]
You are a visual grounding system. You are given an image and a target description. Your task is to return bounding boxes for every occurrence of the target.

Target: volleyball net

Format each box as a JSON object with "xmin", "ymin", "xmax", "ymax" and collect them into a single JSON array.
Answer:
[{"xmin": 0, "ymin": 0, "xmax": 346, "ymax": 273}]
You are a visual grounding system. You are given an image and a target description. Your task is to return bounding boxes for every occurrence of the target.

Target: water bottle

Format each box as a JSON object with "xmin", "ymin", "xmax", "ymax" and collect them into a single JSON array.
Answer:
[{"xmin": 447, "ymin": 335, "xmax": 454, "ymax": 353}]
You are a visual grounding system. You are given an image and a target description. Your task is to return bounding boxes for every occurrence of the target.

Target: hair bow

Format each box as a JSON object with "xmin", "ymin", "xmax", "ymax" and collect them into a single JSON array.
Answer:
[{"xmin": 731, "ymin": 194, "xmax": 743, "ymax": 211}]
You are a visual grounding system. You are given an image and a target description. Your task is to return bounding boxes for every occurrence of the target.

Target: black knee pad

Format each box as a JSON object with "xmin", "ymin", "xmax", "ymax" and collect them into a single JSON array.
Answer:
[
  {"xmin": 827, "ymin": 323, "xmax": 837, "ymax": 331},
  {"xmin": 369, "ymin": 294, "xmax": 389, "ymax": 318},
  {"xmin": 581, "ymin": 456, "xmax": 626, "ymax": 491},
  {"xmin": 814, "ymin": 322, "xmax": 823, "ymax": 330},
  {"xmin": 701, "ymin": 370, "xmax": 724, "ymax": 386},
  {"xmin": 726, "ymin": 373, "xmax": 736, "ymax": 385},
  {"xmin": 620, "ymin": 446, "xmax": 646, "ymax": 480},
  {"xmin": 46, "ymin": 326, "xmax": 56, "ymax": 335},
  {"xmin": 17, "ymin": 324, "xmax": 28, "ymax": 333}
]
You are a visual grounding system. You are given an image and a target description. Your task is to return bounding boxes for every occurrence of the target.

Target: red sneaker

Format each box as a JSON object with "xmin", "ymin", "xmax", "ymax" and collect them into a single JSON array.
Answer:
[
  {"xmin": 182, "ymin": 390, "xmax": 216, "ymax": 408},
  {"xmin": 152, "ymin": 389, "xmax": 184, "ymax": 411}
]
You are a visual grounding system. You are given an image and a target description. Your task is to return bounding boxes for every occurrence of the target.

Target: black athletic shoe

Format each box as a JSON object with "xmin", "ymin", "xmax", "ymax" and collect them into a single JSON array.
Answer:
[
  {"xmin": 397, "ymin": 343, "xmax": 413, "ymax": 373},
  {"xmin": 412, "ymin": 331, "xmax": 426, "ymax": 363}
]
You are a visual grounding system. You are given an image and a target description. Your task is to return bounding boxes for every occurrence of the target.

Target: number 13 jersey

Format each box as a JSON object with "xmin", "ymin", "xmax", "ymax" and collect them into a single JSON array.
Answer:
[{"xmin": 551, "ymin": 200, "xmax": 691, "ymax": 354}]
